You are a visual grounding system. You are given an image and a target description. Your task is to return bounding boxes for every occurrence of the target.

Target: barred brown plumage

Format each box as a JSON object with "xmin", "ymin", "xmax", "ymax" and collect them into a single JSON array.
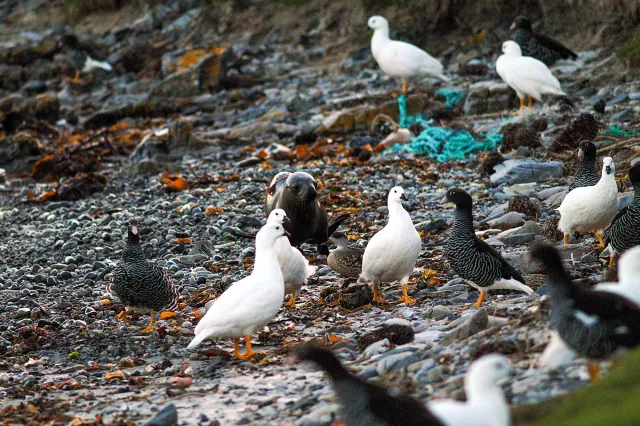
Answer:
[
  {"xmin": 326, "ymin": 231, "xmax": 363, "ymax": 279},
  {"xmin": 568, "ymin": 141, "xmax": 600, "ymax": 191},
  {"xmin": 105, "ymin": 220, "xmax": 180, "ymax": 332},
  {"xmin": 442, "ymin": 188, "xmax": 532, "ymax": 307}
]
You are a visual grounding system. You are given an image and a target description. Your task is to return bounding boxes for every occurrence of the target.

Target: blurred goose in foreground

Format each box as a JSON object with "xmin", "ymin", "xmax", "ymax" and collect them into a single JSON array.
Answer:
[
  {"xmin": 294, "ymin": 343, "xmax": 444, "ymax": 426},
  {"xmin": 530, "ymin": 242, "xmax": 640, "ymax": 381}
]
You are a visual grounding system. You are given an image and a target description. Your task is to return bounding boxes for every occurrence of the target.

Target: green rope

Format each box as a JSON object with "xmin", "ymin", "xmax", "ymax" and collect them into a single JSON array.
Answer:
[
  {"xmin": 602, "ymin": 125, "xmax": 640, "ymax": 137},
  {"xmin": 389, "ymin": 94, "xmax": 503, "ymax": 162},
  {"xmin": 434, "ymin": 88, "xmax": 465, "ymax": 109}
]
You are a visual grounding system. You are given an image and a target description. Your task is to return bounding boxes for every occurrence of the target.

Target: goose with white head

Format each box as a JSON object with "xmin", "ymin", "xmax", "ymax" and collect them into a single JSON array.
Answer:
[
  {"xmin": 187, "ymin": 222, "xmax": 289, "ymax": 359},
  {"xmin": 358, "ymin": 186, "xmax": 421, "ymax": 304},
  {"xmin": 496, "ymin": 40, "xmax": 565, "ymax": 112},
  {"xmin": 428, "ymin": 354, "xmax": 511, "ymax": 426},
  {"xmin": 266, "ymin": 209, "xmax": 317, "ymax": 307},
  {"xmin": 368, "ymin": 15, "xmax": 449, "ymax": 94},
  {"xmin": 558, "ymin": 157, "xmax": 619, "ymax": 247}
]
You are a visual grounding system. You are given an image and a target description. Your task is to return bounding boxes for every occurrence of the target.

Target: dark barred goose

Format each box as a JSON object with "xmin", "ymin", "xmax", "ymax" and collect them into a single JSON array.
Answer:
[
  {"xmin": 529, "ymin": 242, "xmax": 640, "ymax": 381},
  {"xmin": 511, "ymin": 16, "xmax": 577, "ymax": 66},
  {"xmin": 106, "ymin": 220, "xmax": 179, "ymax": 333},
  {"xmin": 568, "ymin": 141, "xmax": 600, "ymax": 191},
  {"xmin": 603, "ymin": 161, "xmax": 640, "ymax": 266},
  {"xmin": 294, "ymin": 344, "xmax": 444, "ymax": 426},
  {"xmin": 442, "ymin": 188, "xmax": 532, "ymax": 307}
]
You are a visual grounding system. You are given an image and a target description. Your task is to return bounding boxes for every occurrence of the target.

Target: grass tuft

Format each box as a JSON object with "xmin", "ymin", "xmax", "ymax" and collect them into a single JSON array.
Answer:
[
  {"xmin": 63, "ymin": 0, "xmax": 124, "ymax": 18},
  {"xmin": 513, "ymin": 348, "xmax": 640, "ymax": 425},
  {"xmin": 618, "ymin": 28, "xmax": 640, "ymax": 68}
]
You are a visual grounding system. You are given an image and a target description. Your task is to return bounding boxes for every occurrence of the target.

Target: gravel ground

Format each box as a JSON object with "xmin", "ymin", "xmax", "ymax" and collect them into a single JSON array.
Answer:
[{"xmin": 1, "ymin": 1, "xmax": 639, "ymax": 424}]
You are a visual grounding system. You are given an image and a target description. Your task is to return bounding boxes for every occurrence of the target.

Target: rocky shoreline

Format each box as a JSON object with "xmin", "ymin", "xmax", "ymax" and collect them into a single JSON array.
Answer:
[{"xmin": 0, "ymin": 1, "xmax": 639, "ymax": 425}]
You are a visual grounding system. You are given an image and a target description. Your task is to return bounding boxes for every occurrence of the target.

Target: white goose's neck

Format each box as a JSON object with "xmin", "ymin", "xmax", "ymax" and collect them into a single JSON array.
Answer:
[
  {"xmin": 254, "ymin": 244, "xmax": 280, "ymax": 277},
  {"xmin": 372, "ymin": 28, "xmax": 390, "ymax": 46},
  {"xmin": 466, "ymin": 382, "xmax": 509, "ymax": 425},
  {"xmin": 388, "ymin": 201, "xmax": 410, "ymax": 225},
  {"xmin": 594, "ymin": 172, "xmax": 617, "ymax": 191}
]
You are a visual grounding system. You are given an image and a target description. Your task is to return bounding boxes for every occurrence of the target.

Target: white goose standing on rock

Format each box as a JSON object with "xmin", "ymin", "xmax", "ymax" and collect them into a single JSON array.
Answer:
[
  {"xmin": 187, "ymin": 222, "xmax": 288, "ymax": 359},
  {"xmin": 368, "ymin": 15, "xmax": 449, "ymax": 94},
  {"xmin": 496, "ymin": 40, "xmax": 566, "ymax": 112},
  {"xmin": 358, "ymin": 186, "xmax": 421, "ymax": 304},
  {"xmin": 558, "ymin": 157, "xmax": 619, "ymax": 247},
  {"xmin": 266, "ymin": 209, "xmax": 317, "ymax": 307}
]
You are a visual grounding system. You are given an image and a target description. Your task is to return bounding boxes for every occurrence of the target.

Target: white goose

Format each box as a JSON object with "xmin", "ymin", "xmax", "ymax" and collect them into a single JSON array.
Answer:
[
  {"xmin": 368, "ymin": 15, "xmax": 449, "ymax": 94},
  {"xmin": 187, "ymin": 222, "xmax": 288, "ymax": 359},
  {"xmin": 558, "ymin": 157, "xmax": 619, "ymax": 247},
  {"xmin": 267, "ymin": 209, "xmax": 317, "ymax": 307},
  {"xmin": 429, "ymin": 354, "xmax": 511, "ymax": 426},
  {"xmin": 358, "ymin": 186, "xmax": 421, "ymax": 304},
  {"xmin": 496, "ymin": 40, "xmax": 565, "ymax": 112}
]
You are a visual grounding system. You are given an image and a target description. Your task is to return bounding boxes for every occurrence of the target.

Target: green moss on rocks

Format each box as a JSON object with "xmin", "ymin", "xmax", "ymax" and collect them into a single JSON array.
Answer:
[
  {"xmin": 513, "ymin": 348, "xmax": 640, "ymax": 425},
  {"xmin": 63, "ymin": 0, "xmax": 123, "ymax": 17},
  {"xmin": 618, "ymin": 28, "xmax": 640, "ymax": 68}
]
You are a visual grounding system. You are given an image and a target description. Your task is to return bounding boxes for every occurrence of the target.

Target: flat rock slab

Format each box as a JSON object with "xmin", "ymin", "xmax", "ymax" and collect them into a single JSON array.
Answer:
[{"xmin": 490, "ymin": 159, "xmax": 564, "ymax": 186}]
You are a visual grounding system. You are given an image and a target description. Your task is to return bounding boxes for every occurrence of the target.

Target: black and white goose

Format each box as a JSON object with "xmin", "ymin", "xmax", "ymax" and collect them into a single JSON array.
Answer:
[
  {"xmin": 58, "ymin": 34, "xmax": 112, "ymax": 83},
  {"xmin": 539, "ymin": 245, "xmax": 640, "ymax": 369},
  {"xmin": 510, "ymin": 16, "xmax": 578, "ymax": 66},
  {"xmin": 442, "ymin": 188, "xmax": 533, "ymax": 307},
  {"xmin": 529, "ymin": 242, "xmax": 640, "ymax": 381},
  {"xmin": 568, "ymin": 141, "xmax": 600, "ymax": 191},
  {"xmin": 106, "ymin": 220, "xmax": 180, "ymax": 333},
  {"xmin": 294, "ymin": 344, "xmax": 444, "ymax": 426},
  {"xmin": 603, "ymin": 161, "xmax": 640, "ymax": 266}
]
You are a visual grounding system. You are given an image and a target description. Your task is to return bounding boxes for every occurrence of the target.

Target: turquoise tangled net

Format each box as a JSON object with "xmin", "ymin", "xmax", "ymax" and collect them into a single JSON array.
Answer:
[{"xmin": 386, "ymin": 94, "xmax": 504, "ymax": 162}]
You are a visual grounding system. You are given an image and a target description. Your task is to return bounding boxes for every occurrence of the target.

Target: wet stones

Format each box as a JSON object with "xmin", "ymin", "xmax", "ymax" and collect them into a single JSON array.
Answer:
[
  {"xmin": 0, "ymin": 132, "xmax": 41, "ymax": 173},
  {"xmin": 317, "ymin": 94, "xmax": 431, "ymax": 133},
  {"xmin": 490, "ymin": 159, "xmax": 565, "ymax": 186},
  {"xmin": 0, "ymin": 65, "xmax": 26, "ymax": 91},
  {"xmin": 463, "ymin": 81, "xmax": 517, "ymax": 115},
  {"xmin": 0, "ymin": 93, "xmax": 60, "ymax": 134}
]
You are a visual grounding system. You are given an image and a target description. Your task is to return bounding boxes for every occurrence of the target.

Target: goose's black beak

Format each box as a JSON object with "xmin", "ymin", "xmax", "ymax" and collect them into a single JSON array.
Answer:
[
  {"xmin": 606, "ymin": 166, "xmax": 612, "ymax": 174},
  {"xmin": 283, "ymin": 216, "xmax": 291, "ymax": 224},
  {"xmin": 284, "ymin": 230, "xmax": 291, "ymax": 238},
  {"xmin": 400, "ymin": 193, "xmax": 408, "ymax": 201}
]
